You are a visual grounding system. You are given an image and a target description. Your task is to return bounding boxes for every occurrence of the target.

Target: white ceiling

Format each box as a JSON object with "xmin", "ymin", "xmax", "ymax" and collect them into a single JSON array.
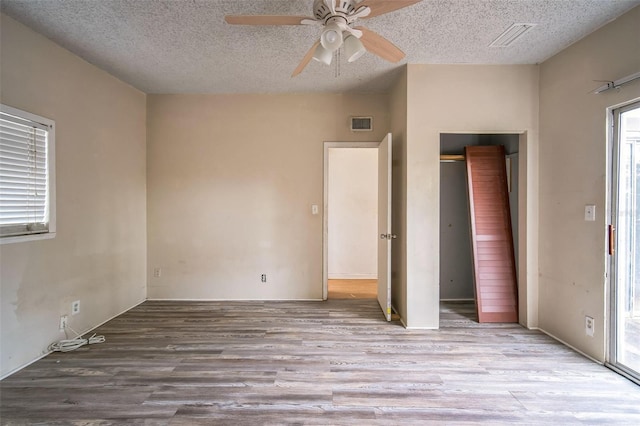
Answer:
[{"xmin": 2, "ymin": 0, "xmax": 638, "ymax": 94}]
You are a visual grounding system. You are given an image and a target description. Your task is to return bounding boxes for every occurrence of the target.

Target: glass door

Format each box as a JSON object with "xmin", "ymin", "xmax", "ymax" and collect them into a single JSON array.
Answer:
[{"xmin": 610, "ymin": 101, "xmax": 640, "ymax": 384}]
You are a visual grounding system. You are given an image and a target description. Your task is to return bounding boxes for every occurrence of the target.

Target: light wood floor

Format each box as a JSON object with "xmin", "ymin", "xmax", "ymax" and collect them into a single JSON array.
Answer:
[
  {"xmin": 328, "ymin": 279, "xmax": 377, "ymax": 299},
  {"xmin": 2, "ymin": 300, "xmax": 640, "ymax": 424}
]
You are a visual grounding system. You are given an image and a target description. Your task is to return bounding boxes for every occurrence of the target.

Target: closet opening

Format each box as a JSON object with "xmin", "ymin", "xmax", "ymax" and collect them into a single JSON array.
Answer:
[{"xmin": 439, "ymin": 133, "xmax": 520, "ymax": 321}]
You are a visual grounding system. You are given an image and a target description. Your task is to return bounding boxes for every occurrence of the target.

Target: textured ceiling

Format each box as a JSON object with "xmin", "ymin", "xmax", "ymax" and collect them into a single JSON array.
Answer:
[{"xmin": 2, "ymin": 0, "xmax": 638, "ymax": 94}]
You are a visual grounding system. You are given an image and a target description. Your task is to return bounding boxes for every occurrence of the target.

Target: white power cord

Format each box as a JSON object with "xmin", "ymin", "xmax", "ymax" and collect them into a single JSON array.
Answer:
[{"xmin": 48, "ymin": 326, "xmax": 105, "ymax": 352}]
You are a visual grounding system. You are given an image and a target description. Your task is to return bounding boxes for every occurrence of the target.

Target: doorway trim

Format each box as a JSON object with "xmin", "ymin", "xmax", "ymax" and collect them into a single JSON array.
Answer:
[
  {"xmin": 437, "ymin": 130, "xmax": 533, "ymax": 327},
  {"xmin": 323, "ymin": 141, "xmax": 380, "ymax": 300}
]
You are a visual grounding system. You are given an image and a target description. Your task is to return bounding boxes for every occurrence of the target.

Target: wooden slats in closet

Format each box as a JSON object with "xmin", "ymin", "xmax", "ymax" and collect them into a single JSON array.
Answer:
[{"xmin": 465, "ymin": 145, "xmax": 518, "ymax": 323}]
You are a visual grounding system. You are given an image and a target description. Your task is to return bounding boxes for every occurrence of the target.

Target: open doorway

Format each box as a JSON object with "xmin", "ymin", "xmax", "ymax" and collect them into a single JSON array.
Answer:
[
  {"xmin": 323, "ymin": 135, "xmax": 393, "ymax": 321},
  {"xmin": 439, "ymin": 133, "xmax": 520, "ymax": 320},
  {"xmin": 326, "ymin": 147, "xmax": 378, "ymax": 300}
]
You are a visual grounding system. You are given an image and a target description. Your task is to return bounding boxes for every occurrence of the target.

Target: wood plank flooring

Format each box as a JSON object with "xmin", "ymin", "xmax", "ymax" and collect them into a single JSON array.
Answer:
[
  {"xmin": 2, "ymin": 300, "xmax": 640, "ymax": 425},
  {"xmin": 328, "ymin": 279, "xmax": 377, "ymax": 299}
]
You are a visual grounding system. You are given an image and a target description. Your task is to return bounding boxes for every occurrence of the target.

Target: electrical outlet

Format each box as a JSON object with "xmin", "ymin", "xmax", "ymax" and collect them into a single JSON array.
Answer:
[
  {"xmin": 59, "ymin": 315, "xmax": 68, "ymax": 330},
  {"xmin": 71, "ymin": 300, "xmax": 80, "ymax": 315},
  {"xmin": 585, "ymin": 316, "xmax": 595, "ymax": 337},
  {"xmin": 584, "ymin": 205, "xmax": 596, "ymax": 221},
  {"xmin": 261, "ymin": 274, "xmax": 267, "ymax": 283},
  {"xmin": 153, "ymin": 267, "xmax": 161, "ymax": 278}
]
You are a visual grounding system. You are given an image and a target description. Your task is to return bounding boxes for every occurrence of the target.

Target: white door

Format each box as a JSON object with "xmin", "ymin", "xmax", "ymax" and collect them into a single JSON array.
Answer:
[{"xmin": 377, "ymin": 133, "xmax": 393, "ymax": 321}]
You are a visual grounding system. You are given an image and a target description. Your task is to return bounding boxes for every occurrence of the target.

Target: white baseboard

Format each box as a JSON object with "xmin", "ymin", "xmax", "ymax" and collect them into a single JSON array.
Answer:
[
  {"xmin": 0, "ymin": 298, "xmax": 146, "ymax": 381},
  {"xmin": 531, "ymin": 327, "xmax": 603, "ymax": 365},
  {"xmin": 392, "ymin": 299, "xmax": 438, "ymax": 330},
  {"xmin": 404, "ymin": 325, "xmax": 439, "ymax": 330},
  {"xmin": 146, "ymin": 298, "xmax": 324, "ymax": 302},
  {"xmin": 80, "ymin": 298, "xmax": 146, "ymax": 334},
  {"xmin": 440, "ymin": 298, "xmax": 475, "ymax": 302},
  {"xmin": 0, "ymin": 351, "xmax": 51, "ymax": 381}
]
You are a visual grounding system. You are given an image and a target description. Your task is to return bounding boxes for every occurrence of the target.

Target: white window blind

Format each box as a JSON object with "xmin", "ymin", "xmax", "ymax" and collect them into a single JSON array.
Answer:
[{"xmin": 0, "ymin": 109, "xmax": 51, "ymax": 238}]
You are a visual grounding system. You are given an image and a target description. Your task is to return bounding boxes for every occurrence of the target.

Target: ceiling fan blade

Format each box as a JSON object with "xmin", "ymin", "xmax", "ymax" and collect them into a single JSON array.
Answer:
[
  {"xmin": 292, "ymin": 40, "xmax": 321, "ymax": 77},
  {"xmin": 344, "ymin": 26, "xmax": 363, "ymax": 38},
  {"xmin": 355, "ymin": 26, "xmax": 405, "ymax": 62},
  {"xmin": 350, "ymin": 6, "xmax": 372, "ymax": 20},
  {"xmin": 225, "ymin": 15, "xmax": 312, "ymax": 25},
  {"xmin": 301, "ymin": 19, "xmax": 322, "ymax": 26},
  {"xmin": 358, "ymin": 0, "xmax": 422, "ymax": 19}
]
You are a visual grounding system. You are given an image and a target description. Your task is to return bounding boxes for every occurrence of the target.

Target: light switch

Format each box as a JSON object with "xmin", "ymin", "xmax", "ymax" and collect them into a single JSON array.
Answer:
[
  {"xmin": 311, "ymin": 204, "xmax": 319, "ymax": 215},
  {"xmin": 584, "ymin": 204, "xmax": 596, "ymax": 221}
]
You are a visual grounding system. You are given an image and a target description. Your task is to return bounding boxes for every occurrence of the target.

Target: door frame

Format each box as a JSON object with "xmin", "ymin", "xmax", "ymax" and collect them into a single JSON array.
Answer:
[
  {"xmin": 323, "ymin": 141, "xmax": 381, "ymax": 300},
  {"xmin": 438, "ymin": 131, "xmax": 529, "ymax": 325},
  {"xmin": 606, "ymin": 98, "xmax": 640, "ymax": 385}
]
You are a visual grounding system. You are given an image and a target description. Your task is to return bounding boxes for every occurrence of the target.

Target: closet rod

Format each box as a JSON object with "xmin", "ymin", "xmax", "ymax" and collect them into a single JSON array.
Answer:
[{"xmin": 440, "ymin": 154, "xmax": 465, "ymax": 162}]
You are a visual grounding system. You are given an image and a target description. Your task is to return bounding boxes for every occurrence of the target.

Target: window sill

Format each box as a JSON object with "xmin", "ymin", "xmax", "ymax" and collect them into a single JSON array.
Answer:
[{"xmin": 0, "ymin": 232, "xmax": 56, "ymax": 245}]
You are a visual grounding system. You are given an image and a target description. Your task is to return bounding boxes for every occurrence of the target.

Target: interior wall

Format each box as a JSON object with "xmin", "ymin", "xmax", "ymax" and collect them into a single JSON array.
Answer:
[
  {"xmin": 146, "ymin": 94, "xmax": 389, "ymax": 300},
  {"xmin": 439, "ymin": 161, "xmax": 474, "ymax": 300},
  {"xmin": 389, "ymin": 68, "xmax": 408, "ymax": 323},
  {"xmin": 538, "ymin": 6, "xmax": 640, "ymax": 361},
  {"xmin": 328, "ymin": 148, "xmax": 378, "ymax": 279},
  {"xmin": 0, "ymin": 15, "xmax": 147, "ymax": 378},
  {"xmin": 405, "ymin": 64, "xmax": 539, "ymax": 328}
]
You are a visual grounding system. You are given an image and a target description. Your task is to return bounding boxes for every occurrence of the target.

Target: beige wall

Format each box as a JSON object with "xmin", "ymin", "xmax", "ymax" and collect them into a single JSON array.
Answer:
[
  {"xmin": 404, "ymin": 64, "xmax": 540, "ymax": 328},
  {"xmin": 538, "ymin": 6, "xmax": 640, "ymax": 361},
  {"xmin": 146, "ymin": 94, "xmax": 389, "ymax": 300},
  {"xmin": 328, "ymin": 148, "xmax": 378, "ymax": 279},
  {"xmin": 0, "ymin": 15, "xmax": 147, "ymax": 378}
]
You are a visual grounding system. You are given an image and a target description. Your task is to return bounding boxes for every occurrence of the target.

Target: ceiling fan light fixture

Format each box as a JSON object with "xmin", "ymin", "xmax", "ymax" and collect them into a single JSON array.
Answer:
[
  {"xmin": 312, "ymin": 43, "xmax": 333, "ymax": 65},
  {"xmin": 320, "ymin": 22, "xmax": 343, "ymax": 51},
  {"xmin": 344, "ymin": 34, "xmax": 366, "ymax": 62},
  {"xmin": 226, "ymin": 0, "xmax": 418, "ymax": 77}
]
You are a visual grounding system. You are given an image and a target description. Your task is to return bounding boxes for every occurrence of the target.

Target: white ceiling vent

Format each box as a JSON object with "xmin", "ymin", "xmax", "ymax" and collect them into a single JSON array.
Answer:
[
  {"xmin": 490, "ymin": 23, "xmax": 537, "ymax": 47},
  {"xmin": 350, "ymin": 116, "xmax": 373, "ymax": 132}
]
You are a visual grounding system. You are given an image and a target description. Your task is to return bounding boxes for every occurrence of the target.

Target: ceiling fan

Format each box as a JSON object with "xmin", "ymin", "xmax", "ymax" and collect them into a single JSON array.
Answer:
[{"xmin": 225, "ymin": 0, "xmax": 422, "ymax": 76}]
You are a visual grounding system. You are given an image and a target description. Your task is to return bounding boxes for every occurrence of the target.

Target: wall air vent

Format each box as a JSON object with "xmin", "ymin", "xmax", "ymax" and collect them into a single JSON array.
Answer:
[
  {"xmin": 350, "ymin": 116, "xmax": 373, "ymax": 131},
  {"xmin": 490, "ymin": 23, "xmax": 537, "ymax": 47}
]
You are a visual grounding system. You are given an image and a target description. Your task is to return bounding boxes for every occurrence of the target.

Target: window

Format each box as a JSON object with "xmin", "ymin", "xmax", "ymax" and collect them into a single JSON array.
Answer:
[{"xmin": 0, "ymin": 104, "xmax": 55, "ymax": 243}]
